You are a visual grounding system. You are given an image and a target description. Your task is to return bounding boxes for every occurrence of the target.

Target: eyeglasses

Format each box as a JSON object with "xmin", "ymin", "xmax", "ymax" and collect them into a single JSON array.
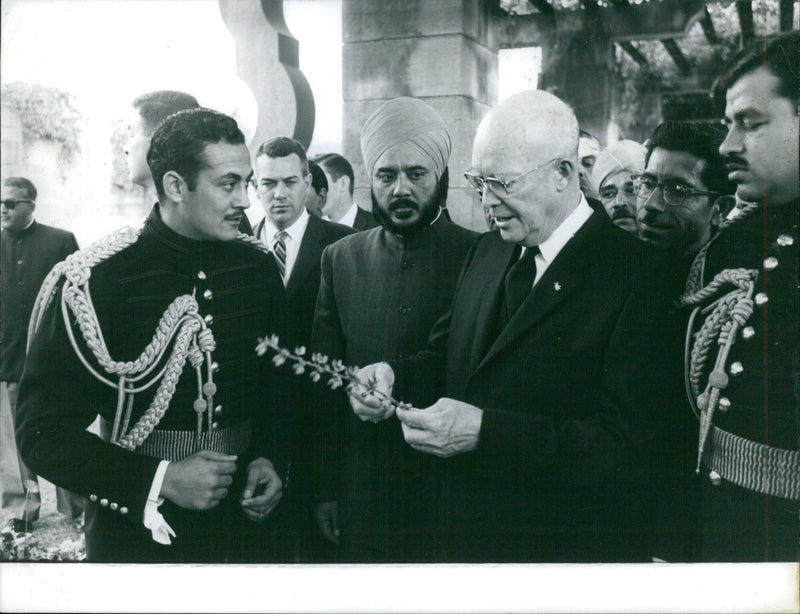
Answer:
[
  {"xmin": 464, "ymin": 156, "xmax": 560, "ymax": 198},
  {"xmin": 632, "ymin": 175, "xmax": 719, "ymax": 207},
  {"xmin": 0, "ymin": 199, "xmax": 34, "ymax": 210}
]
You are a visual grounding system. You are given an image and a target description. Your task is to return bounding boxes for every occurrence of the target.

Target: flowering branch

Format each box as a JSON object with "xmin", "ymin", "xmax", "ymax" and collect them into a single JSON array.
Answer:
[{"xmin": 255, "ymin": 334, "xmax": 414, "ymax": 412}]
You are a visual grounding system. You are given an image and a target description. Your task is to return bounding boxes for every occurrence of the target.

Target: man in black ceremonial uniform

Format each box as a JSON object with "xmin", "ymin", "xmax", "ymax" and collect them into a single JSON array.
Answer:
[
  {"xmin": 17, "ymin": 109, "xmax": 290, "ymax": 563},
  {"xmin": 680, "ymin": 31, "xmax": 799, "ymax": 562}
]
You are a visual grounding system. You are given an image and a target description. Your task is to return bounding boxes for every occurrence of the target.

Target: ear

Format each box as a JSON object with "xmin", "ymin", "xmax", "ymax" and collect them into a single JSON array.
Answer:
[
  {"xmin": 554, "ymin": 159, "xmax": 574, "ymax": 191},
  {"xmin": 711, "ymin": 195, "xmax": 735, "ymax": 225},
  {"xmin": 318, "ymin": 187, "xmax": 328, "ymax": 207},
  {"xmin": 338, "ymin": 175, "xmax": 351, "ymax": 192},
  {"xmin": 162, "ymin": 171, "xmax": 185, "ymax": 202}
]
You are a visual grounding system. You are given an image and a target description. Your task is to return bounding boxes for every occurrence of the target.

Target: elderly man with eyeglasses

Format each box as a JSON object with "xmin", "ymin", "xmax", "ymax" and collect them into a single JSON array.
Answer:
[{"xmin": 348, "ymin": 90, "xmax": 683, "ymax": 563}]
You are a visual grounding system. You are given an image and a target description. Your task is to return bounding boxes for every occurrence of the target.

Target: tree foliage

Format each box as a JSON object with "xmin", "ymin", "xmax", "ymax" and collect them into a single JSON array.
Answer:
[{"xmin": 1, "ymin": 82, "xmax": 82, "ymax": 171}]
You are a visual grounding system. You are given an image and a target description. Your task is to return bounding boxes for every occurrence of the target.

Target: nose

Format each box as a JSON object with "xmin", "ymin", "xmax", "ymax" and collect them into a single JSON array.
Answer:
[
  {"xmin": 480, "ymin": 185, "xmax": 502, "ymax": 207},
  {"xmin": 234, "ymin": 182, "xmax": 251, "ymax": 210},
  {"xmin": 719, "ymin": 124, "xmax": 743, "ymax": 157},
  {"xmin": 392, "ymin": 173, "xmax": 411, "ymax": 197},
  {"xmin": 273, "ymin": 180, "xmax": 288, "ymax": 199},
  {"xmin": 642, "ymin": 187, "xmax": 666, "ymax": 213}
]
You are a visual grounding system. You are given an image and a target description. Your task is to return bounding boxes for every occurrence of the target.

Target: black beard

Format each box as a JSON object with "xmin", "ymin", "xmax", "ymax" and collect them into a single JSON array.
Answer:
[{"xmin": 371, "ymin": 192, "xmax": 443, "ymax": 236}]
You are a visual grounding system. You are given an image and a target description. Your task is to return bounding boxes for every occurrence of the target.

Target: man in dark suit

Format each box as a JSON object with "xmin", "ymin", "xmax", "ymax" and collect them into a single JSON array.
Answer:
[
  {"xmin": 351, "ymin": 90, "xmax": 679, "ymax": 563},
  {"xmin": 313, "ymin": 153, "xmax": 377, "ymax": 231},
  {"xmin": 252, "ymin": 137, "xmax": 353, "ymax": 560},
  {"xmin": 1, "ymin": 177, "xmax": 84, "ymax": 535},
  {"xmin": 17, "ymin": 110, "xmax": 289, "ymax": 562},
  {"xmin": 311, "ymin": 97, "xmax": 478, "ymax": 562}
]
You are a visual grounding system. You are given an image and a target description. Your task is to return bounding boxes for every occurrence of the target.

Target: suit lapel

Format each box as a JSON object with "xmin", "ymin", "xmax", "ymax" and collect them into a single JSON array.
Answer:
[
  {"xmin": 285, "ymin": 215, "xmax": 321, "ymax": 300},
  {"xmin": 465, "ymin": 235, "xmax": 517, "ymax": 376},
  {"xmin": 477, "ymin": 211, "xmax": 603, "ymax": 372}
]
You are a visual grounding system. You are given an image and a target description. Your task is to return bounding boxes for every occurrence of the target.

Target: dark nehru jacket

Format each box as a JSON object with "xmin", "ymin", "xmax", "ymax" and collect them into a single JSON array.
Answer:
[
  {"xmin": 311, "ymin": 215, "xmax": 478, "ymax": 562},
  {"xmin": 684, "ymin": 202, "xmax": 800, "ymax": 562},
  {"xmin": 1, "ymin": 221, "xmax": 78, "ymax": 381},
  {"xmin": 17, "ymin": 206, "xmax": 289, "ymax": 562}
]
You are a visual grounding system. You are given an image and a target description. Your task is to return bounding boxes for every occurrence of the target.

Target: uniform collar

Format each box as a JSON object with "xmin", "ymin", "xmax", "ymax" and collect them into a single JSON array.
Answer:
[{"xmin": 145, "ymin": 204, "xmax": 208, "ymax": 254}]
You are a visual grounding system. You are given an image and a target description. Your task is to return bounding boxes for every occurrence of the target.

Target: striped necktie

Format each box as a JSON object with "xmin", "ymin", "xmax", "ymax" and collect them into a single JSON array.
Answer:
[
  {"xmin": 273, "ymin": 230, "xmax": 288, "ymax": 279},
  {"xmin": 503, "ymin": 245, "xmax": 539, "ymax": 321}
]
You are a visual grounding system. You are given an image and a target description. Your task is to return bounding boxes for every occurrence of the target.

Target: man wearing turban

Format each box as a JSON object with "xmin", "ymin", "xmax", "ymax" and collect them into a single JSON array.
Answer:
[
  {"xmin": 309, "ymin": 97, "xmax": 477, "ymax": 562},
  {"xmin": 591, "ymin": 139, "xmax": 646, "ymax": 234}
]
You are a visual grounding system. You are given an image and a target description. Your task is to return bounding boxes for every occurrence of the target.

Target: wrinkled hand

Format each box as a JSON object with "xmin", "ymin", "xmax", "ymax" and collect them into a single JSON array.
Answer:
[
  {"xmin": 315, "ymin": 501, "xmax": 340, "ymax": 545},
  {"xmin": 160, "ymin": 449, "xmax": 237, "ymax": 510},
  {"xmin": 240, "ymin": 458, "xmax": 283, "ymax": 522},
  {"xmin": 396, "ymin": 398, "xmax": 482, "ymax": 457},
  {"xmin": 348, "ymin": 362, "xmax": 396, "ymax": 423}
]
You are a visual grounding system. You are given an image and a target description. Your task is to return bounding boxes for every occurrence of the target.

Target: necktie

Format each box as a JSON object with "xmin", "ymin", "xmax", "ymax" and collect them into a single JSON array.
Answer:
[
  {"xmin": 273, "ymin": 231, "xmax": 288, "ymax": 279},
  {"xmin": 503, "ymin": 246, "xmax": 539, "ymax": 321}
]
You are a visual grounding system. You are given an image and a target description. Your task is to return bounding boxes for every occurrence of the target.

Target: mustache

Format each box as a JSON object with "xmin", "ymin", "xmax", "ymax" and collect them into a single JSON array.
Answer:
[{"xmin": 610, "ymin": 207, "xmax": 634, "ymax": 221}]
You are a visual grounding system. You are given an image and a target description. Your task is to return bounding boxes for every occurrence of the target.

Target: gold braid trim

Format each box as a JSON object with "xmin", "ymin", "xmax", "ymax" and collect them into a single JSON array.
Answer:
[
  {"xmin": 28, "ymin": 226, "xmax": 221, "ymax": 452},
  {"xmin": 678, "ymin": 204, "xmax": 761, "ymax": 473}
]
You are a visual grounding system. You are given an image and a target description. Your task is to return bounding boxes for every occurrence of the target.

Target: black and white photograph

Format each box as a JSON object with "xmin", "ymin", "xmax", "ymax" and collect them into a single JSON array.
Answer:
[{"xmin": 0, "ymin": 1, "xmax": 798, "ymax": 611}]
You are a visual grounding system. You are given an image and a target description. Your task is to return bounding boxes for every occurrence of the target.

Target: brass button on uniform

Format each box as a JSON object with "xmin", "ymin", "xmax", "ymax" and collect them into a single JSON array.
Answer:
[
  {"xmin": 110, "ymin": 502, "xmax": 118, "ymax": 511},
  {"xmin": 204, "ymin": 314, "xmax": 214, "ymax": 324},
  {"xmin": 203, "ymin": 289, "xmax": 213, "ymax": 300},
  {"xmin": 120, "ymin": 507, "xmax": 129, "ymax": 515},
  {"xmin": 197, "ymin": 271, "xmax": 207, "ymax": 280},
  {"xmin": 89, "ymin": 494, "xmax": 98, "ymax": 502},
  {"xmin": 777, "ymin": 234, "xmax": 794, "ymax": 246},
  {"xmin": 100, "ymin": 498, "xmax": 109, "ymax": 507},
  {"xmin": 755, "ymin": 293, "xmax": 768, "ymax": 306},
  {"xmin": 741, "ymin": 326, "xmax": 755, "ymax": 340},
  {"xmin": 718, "ymin": 397, "xmax": 731, "ymax": 412},
  {"xmin": 729, "ymin": 362, "xmax": 743, "ymax": 376},
  {"xmin": 709, "ymin": 471, "xmax": 722, "ymax": 486},
  {"xmin": 763, "ymin": 257, "xmax": 778, "ymax": 271}
]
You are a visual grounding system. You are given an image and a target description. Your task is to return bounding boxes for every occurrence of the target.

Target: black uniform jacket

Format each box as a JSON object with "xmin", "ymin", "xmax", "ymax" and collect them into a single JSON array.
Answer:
[
  {"xmin": 16, "ymin": 206, "xmax": 288, "ymax": 562},
  {"xmin": 687, "ymin": 202, "xmax": 799, "ymax": 562},
  {"xmin": 392, "ymin": 210, "xmax": 681, "ymax": 562}
]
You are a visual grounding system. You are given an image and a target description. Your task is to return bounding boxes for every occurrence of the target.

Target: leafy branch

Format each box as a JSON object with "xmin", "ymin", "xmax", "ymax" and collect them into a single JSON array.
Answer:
[{"xmin": 255, "ymin": 334, "xmax": 413, "ymax": 412}]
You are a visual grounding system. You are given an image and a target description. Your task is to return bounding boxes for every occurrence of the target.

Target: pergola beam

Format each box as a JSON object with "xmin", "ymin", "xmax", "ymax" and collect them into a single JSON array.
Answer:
[
  {"xmin": 661, "ymin": 38, "xmax": 691, "ymax": 74},
  {"xmin": 779, "ymin": 0, "xmax": 795, "ymax": 31},
  {"xmin": 699, "ymin": 6, "xmax": 719, "ymax": 45},
  {"xmin": 527, "ymin": 0, "xmax": 555, "ymax": 15},
  {"xmin": 617, "ymin": 41, "xmax": 647, "ymax": 67},
  {"xmin": 736, "ymin": 1, "xmax": 755, "ymax": 43}
]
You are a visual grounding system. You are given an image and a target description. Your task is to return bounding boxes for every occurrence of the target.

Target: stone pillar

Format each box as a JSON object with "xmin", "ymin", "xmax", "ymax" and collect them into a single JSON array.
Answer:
[{"xmin": 342, "ymin": 0, "xmax": 498, "ymax": 231}]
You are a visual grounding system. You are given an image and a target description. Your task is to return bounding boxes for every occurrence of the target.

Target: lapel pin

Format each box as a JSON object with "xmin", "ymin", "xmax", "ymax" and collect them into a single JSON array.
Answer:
[{"xmin": 554, "ymin": 282, "xmax": 561, "ymax": 291}]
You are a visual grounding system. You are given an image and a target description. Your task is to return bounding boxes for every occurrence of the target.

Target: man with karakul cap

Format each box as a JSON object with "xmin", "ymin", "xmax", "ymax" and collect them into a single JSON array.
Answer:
[
  {"xmin": 592, "ymin": 140, "xmax": 645, "ymax": 234},
  {"xmin": 309, "ymin": 97, "xmax": 478, "ymax": 562}
]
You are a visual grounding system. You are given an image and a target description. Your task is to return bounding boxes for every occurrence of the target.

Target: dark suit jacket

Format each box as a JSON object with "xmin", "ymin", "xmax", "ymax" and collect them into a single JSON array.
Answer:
[
  {"xmin": 393, "ymin": 210, "xmax": 681, "ymax": 562},
  {"xmin": 352, "ymin": 206, "xmax": 378, "ymax": 231},
  {"xmin": 254, "ymin": 214, "xmax": 355, "ymax": 350},
  {"xmin": 1, "ymin": 222, "xmax": 78, "ymax": 380}
]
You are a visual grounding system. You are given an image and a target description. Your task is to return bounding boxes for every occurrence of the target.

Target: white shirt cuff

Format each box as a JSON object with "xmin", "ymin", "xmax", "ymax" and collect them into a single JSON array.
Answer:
[{"xmin": 143, "ymin": 460, "xmax": 176, "ymax": 545}]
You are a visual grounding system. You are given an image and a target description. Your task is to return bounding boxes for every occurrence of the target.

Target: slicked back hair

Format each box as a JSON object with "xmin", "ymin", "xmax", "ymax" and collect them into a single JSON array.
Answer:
[
  {"xmin": 308, "ymin": 160, "xmax": 328, "ymax": 195},
  {"xmin": 146, "ymin": 108, "xmax": 245, "ymax": 199},
  {"xmin": 713, "ymin": 31, "xmax": 799, "ymax": 108},
  {"xmin": 645, "ymin": 121, "xmax": 736, "ymax": 196},
  {"xmin": 255, "ymin": 137, "xmax": 308, "ymax": 175},
  {"xmin": 313, "ymin": 153, "xmax": 354, "ymax": 196},
  {"xmin": 3, "ymin": 176, "xmax": 37, "ymax": 201},
  {"xmin": 132, "ymin": 90, "xmax": 200, "ymax": 136}
]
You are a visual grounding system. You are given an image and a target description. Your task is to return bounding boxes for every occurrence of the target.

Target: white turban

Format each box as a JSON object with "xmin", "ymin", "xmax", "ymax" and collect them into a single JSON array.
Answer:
[
  {"xmin": 360, "ymin": 97, "xmax": 451, "ymax": 179},
  {"xmin": 592, "ymin": 140, "xmax": 646, "ymax": 192}
]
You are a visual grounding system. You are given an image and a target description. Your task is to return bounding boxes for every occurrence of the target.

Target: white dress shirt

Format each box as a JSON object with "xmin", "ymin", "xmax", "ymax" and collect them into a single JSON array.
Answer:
[
  {"xmin": 522, "ymin": 193, "xmax": 593, "ymax": 287},
  {"xmin": 325, "ymin": 202, "xmax": 358, "ymax": 228},
  {"xmin": 259, "ymin": 208, "xmax": 311, "ymax": 284}
]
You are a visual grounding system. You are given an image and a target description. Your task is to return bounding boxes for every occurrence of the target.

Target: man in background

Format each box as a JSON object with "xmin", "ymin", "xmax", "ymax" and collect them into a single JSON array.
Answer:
[
  {"xmin": 591, "ymin": 139, "xmax": 645, "ymax": 234},
  {"xmin": 313, "ymin": 153, "xmax": 377, "ymax": 230},
  {"xmin": 303, "ymin": 160, "xmax": 329, "ymax": 218},
  {"xmin": 125, "ymin": 90, "xmax": 253, "ymax": 234},
  {"xmin": 252, "ymin": 137, "xmax": 353, "ymax": 561},
  {"xmin": 636, "ymin": 121, "xmax": 735, "ymax": 276},
  {"xmin": 1, "ymin": 176, "xmax": 83, "ymax": 536}
]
